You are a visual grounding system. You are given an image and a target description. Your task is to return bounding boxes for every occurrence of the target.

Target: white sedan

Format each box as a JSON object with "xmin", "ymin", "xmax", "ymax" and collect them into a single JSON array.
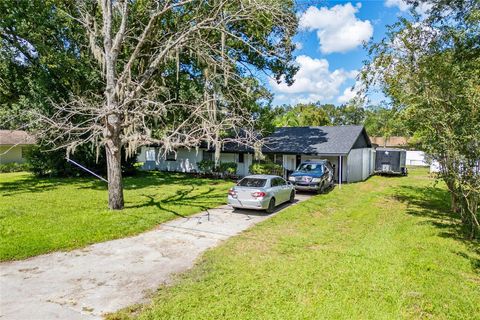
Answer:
[{"xmin": 227, "ymin": 175, "xmax": 295, "ymax": 213}]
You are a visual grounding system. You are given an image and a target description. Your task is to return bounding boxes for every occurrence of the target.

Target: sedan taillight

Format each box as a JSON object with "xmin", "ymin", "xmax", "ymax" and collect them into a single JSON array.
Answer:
[
  {"xmin": 251, "ymin": 191, "xmax": 266, "ymax": 198},
  {"xmin": 228, "ymin": 188, "xmax": 237, "ymax": 197}
]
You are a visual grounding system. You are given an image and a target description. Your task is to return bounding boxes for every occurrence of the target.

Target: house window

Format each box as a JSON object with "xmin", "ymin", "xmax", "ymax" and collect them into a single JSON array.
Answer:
[
  {"xmin": 145, "ymin": 149, "xmax": 156, "ymax": 161},
  {"xmin": 166, "ymin": 151, "xmax": 176, "ymax": 161},
  {"xmin": 203, "ymin": 150, "xmax": 214, "ymax": 162},
  {"xmin": 274, "ymin": 154, "xmax": 283, "ymax": 166},
  {"xmin": 238, "ymin": 153, "xmax": 244, "ymax": 163}
]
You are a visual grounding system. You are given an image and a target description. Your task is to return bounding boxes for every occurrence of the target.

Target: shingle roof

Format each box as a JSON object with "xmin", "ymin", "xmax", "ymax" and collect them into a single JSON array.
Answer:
[
  {"xmin": 261, "ymin": 125, "xmax": 370, "ymax": 155},
  {"xmin": 0, "ymin": 130, "xmax": 36, "ymax": 145}
]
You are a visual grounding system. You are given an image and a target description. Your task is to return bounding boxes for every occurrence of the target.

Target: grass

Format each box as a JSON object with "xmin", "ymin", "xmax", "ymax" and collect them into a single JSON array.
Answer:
[
  {"xmin": 0, "ymin": 171, "xmax": 232, "ymax": 261},
  {"xmin": 109, "ymin": 168, "xmax": 480, "ymax": 320}
]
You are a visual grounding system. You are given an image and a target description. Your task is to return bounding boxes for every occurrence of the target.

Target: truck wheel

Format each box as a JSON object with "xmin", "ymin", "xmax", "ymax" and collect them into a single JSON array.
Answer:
[{"xmin": 317, "ymin": 182, "xmax": 324, "ymax": 194}]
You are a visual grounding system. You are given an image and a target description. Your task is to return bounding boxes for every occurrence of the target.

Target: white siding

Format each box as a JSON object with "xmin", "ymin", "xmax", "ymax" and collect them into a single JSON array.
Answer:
[
  {"xmin": 138, "ymin": 147, "xmax": 202, "ymax": 172},
  {"xmin": 283, "ymin": 154, "xmax": 296, "ymax": 171},
  {"xmin": 346, "ymin": 148, "xmax": 374, "ymax": 183},
  {"xmin": 0, "ymin": 145, "xmax": 26, "ymax": 164},
  {"xmin": 406, "ymin": 150, "xmax": 428, "ymax": 166},
  {"xmin": 137, "ymin": 146, "xmax": 253, "ymax": 176}
]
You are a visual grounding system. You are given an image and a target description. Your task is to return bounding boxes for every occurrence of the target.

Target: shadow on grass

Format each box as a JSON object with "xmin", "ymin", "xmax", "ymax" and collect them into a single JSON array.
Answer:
[
  {"xmin": 393, "ymin": 185, "xmax": 480, "ymax": 272},
  {"xmin": 0, "ymin": 171, "xmax": 230, "ymax": 196},
  {"xmin": 125, "ymin": 185, "xmax": 226, "ymax": 217},
  {"xmin": 0, "ymin": 175, "xmax": 101, "ymax": 196}
]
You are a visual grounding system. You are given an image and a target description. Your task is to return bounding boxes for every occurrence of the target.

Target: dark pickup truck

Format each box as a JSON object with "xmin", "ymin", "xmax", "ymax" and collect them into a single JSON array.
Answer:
[{"xmin": 287, "ymin": 160, "xmax": 334, "ymax": 193}]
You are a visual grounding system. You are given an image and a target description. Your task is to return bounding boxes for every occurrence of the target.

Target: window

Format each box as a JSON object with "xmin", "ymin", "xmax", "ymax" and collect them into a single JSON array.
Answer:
[
  {"xmin": 166, "ymin": 151, "xmax": 176, "ymax": 161},
  {"xmin": 274, "ymin": 154, "xmax": 283, "ymax": 166},
  {"xmin": 265, "ymin": 154, "xmax": 275, "ymax": 163},
  {"xmin": 237, "ymin": 178, "xmax": 267, "ymax": 188},
  {"xmin": 238, "ymin": 153, "xmax": 244, "ymax": 163},
  {"xmin": 145, "ymin": 149, "xmax": 156, "ymax": 161},
  {"xmin": 203, "ymin": 150, "xmax": 214, "ymax": 161},
  {"xmin": 296, "ymin": 163, "xmax": 324, "ymax": 174},
  {"xmin": 272, "ymin": 178, "xmax": 285, "ymax": 187}
]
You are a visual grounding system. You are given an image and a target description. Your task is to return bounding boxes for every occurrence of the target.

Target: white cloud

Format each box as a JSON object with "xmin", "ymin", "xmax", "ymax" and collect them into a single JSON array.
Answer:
[
  {"xmin": 385, "ymin": 0, "xmax": 432, "ymax": 16},
  {"xmin": 299, "ymin": 3, "xmax": 373, "ymax": 54},
  {"xmin": 270, "ymin": 55, "xmax": 357, "ymax": 105},
  {"xmin": 338, "ymin": 87, "xmax": 357, "ymax": 103},
  {"xmin": 337, "ymin": 81, "xmax": 364, "ymax": 103}
]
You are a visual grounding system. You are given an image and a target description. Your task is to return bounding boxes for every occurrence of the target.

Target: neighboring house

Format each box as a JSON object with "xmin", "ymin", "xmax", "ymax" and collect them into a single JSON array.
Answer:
[
  {"xmin": 138, "ymin": 125, "xmax": 375, "ymax": 183},
  {"xmin": 370, "ymin": 136, "xmax": 409, "ymax": 149},
  {"xmin": 0, "ymin": 130, "xmax": 36, "ymax": 164},
  {"xmin": 371, "ymin": 136, "xmax": 428, "ymax": 166}
]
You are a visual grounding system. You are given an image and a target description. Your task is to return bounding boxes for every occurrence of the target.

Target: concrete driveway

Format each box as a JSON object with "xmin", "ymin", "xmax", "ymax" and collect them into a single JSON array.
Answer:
[{"xmin": 0, "ymin": 193, "xmax": 312, "ymax": 320}]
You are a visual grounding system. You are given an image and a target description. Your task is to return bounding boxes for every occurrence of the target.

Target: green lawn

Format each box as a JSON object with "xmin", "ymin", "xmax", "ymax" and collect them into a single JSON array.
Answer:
[
  {"xmin": 0, "ymin": 171, "xmax": 232, "ymax": 261},
  {"xmin": 110, "ymin": 168, "xmax": 480, "ymax": 320}
]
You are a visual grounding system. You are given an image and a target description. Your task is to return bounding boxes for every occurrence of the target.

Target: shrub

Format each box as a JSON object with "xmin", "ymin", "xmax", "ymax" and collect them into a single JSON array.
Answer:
[
  {"xmin": 249, "ymin": 162, "xmax": 283, "ymax": 176},
  {"xmin": 0, "ymin": 162, "xmax": 29, "ymax": 173},
  {"xmin": 197, "ymin": 160, "xmax": 215, "ymax": 173},
  {"xmin": 197, "ymin": 160, "xmax": 237, "ymax": 178},
  {"xmin": 25, "ymin": 144, "xmax": 138, "ymax": 178},
  {"xmin": 218, "ymin": 162, "xmax": 237, "ymax": 175}
]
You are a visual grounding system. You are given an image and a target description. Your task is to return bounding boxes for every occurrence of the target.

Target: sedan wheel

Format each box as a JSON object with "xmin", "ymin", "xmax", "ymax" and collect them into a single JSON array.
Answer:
[
  {"xmin": 266, "ymin": 198, "xmax": 275, "ymax": 214},
  {"xmin": 289, "ymin": 191, "xmax": 295, "ymax": 203}
]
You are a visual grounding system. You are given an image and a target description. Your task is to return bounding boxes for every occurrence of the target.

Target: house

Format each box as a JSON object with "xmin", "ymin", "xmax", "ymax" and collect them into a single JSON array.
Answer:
[
  {"xmin": 137, "ymin": 125, "xmax": 375, "ymax": 183},
  {"xmin": 0, "ymin": 130, "xmax": 36, "ymax": 164},
  {"xmin": 370, "ymin": 136, "xmax": 409, "ymax": 148},
  {"xmin": 371, "ymin": 136, "xmax": 428, "ymax": 166}
]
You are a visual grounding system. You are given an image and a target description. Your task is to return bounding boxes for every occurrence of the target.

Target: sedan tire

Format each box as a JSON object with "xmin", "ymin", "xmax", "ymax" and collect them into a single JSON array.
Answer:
[
  {"xmin": 266, "ymin": 198, "xmax": 276, "ymax": 214},
  {"xmin": 289, "ymin": 191, "xmax": 295, "ymax": 203}
]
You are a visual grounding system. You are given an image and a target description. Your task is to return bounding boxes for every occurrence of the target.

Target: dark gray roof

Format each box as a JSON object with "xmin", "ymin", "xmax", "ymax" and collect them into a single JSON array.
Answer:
[{"xmin": 261, "ymin": 125, "xmax": 371, "ymax": 155}]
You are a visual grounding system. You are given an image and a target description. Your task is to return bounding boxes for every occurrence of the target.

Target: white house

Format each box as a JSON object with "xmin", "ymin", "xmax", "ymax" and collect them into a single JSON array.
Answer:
[
  {"xmin": 138, "ymin": 125, "xmax": 375, "ymax": 183},
  {"xmin": 0, "ymin": 130, "xmax": 35, "ymax": 164}
]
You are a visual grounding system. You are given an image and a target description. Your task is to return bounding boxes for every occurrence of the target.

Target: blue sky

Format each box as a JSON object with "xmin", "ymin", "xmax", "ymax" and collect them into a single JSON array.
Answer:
[{"xmin": 267, "ymin": 0, "xmax": 426, "ymax": 106}]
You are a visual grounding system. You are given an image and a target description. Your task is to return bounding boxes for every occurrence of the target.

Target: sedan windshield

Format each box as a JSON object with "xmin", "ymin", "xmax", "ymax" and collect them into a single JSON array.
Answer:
[
  {"xmin": 237, "ymin": 178, "xmax": 267, "ymax": 188},
  {"xmin": 297, "ymin": 163, "xmax": 323, "ymax": 174}
]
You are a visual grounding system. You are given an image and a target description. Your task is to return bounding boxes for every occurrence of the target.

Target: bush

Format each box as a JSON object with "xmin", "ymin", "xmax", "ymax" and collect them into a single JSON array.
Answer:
[
  {"xmin": 197, "ymin": 160, "xmax": 215, "ymax": 173},
  {"xmin": 25, "ymin": 144, "xmax": 138, "ymax": 178},
  {"xmin": 0, "ymin": 162, "xmax": 29, "ymax": 173},
  {"xmin": 197, "ymin": 160, "xmax": 237, "ymax": 178},
  {"xmin": 249, "ymin": 162, "xmax": 283, "ymax": 176},
  {"xmin": 218, "ymin": 162, "xmax": 237, "ymax": 176}
]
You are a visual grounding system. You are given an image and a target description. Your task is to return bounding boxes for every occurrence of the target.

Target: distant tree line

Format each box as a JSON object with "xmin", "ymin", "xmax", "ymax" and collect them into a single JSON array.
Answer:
[{"xmin": 258, "ymin": 102, "xmax": 410, "ymax": 141}]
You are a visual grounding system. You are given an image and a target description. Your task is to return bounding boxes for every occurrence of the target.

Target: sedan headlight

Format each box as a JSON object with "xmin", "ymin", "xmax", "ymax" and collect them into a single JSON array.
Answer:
[
  {"xmin": 311, "ymin": 178, "xmax": 322, "ymax": 183},
  {"xmin": 288, "ymin": 176, "xmax": 295, "ymax": 182}
]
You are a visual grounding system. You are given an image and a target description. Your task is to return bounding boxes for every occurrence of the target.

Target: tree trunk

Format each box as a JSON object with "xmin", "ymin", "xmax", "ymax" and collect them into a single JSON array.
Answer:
[{"xmin": 105, "ymin": 136, "xmax": 124, "ymax": 210}]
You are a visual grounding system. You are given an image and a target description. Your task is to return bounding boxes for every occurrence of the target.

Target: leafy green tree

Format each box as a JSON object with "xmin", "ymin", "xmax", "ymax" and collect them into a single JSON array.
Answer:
[
  {"xmin": 363, "ymin": 0, "xmax": 480, "ymax": 237},
  {"xmin": 1, "ymin": 0, "xmax": 298, "ymax": 209},
  {"xmin": 273, "ymin": 103, "xmax": 331, "ymax": 127},
  {"xmin": 363, "ymin": 105, "xmax": 409, "ymax": 139}
]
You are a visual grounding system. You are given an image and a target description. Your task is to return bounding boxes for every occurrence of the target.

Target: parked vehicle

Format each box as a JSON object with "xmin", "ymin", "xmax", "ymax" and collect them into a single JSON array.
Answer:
[
  {"xmin": 288, "ymin": 159, "xmax": 334, "ymax": 193},
  {"xmin": 375, "ymin": 148, "xmax": 408, "ymax": 175},
  {"xmin": 227, "ymin": 175, "xmax": 295, "ymax": 213}
]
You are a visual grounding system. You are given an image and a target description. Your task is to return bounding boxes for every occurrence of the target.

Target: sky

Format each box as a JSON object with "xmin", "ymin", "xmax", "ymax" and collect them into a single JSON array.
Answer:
[{"xmin": 267, "ymin": 0, "xmax": 429, "ymax": 106}]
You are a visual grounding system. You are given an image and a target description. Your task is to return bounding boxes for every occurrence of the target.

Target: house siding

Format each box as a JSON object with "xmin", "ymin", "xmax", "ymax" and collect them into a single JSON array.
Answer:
[
  {"xmin": 137, "ymin": 146, "xmax": 252, "ymax": 176},
  {"xmin": 346, "ymin": 148, "xmax": 374, "ymax": 182},
  {"xmin": 0, "ymin": 145, "xmax": 25, "ymax": 164}
]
